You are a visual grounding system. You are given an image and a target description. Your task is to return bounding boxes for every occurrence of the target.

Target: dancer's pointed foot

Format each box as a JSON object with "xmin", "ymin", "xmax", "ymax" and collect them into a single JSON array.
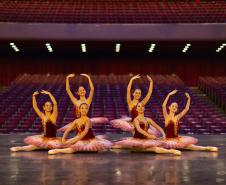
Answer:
[
  {"xmin": 48, "ymin": 149, "xmax": 58, "ymax": 155},
  {"xmin": 207, "ymin": 146, "xmax": 218, "ymax": 152},
  {"xmin": 171, "ymin": 149, "xmax": 182, "ymax": 156},
  {"xmin": 10, "ymin": 147, "xmax": 21, "ymax": 152}
]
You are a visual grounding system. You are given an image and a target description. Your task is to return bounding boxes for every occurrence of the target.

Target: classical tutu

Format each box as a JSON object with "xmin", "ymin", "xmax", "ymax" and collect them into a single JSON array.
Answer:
[
  {"xmin": 110, "ymin": 117, "xmax": 134, "ymax": 132},
  {"xmin": 68, "ymin": 136, "xmax": 112, "ymax": 152},
  {"xmin": 114, "ymin": 137, "xmax": 162, "ymax": 149},
  {"xmin": 58, "ymin": 117, "xmax": 109, "ymax": 133},
  {"xmin": 110, "ymin": 117, "xmax": 161, "ymax": 137},
  {"xmin": 161, "ymin": 136, "xmax": 198, "ymax": 149},
  {"xmin": 24, "ymin": 135, "xmax": 63, "ymax": 149}
]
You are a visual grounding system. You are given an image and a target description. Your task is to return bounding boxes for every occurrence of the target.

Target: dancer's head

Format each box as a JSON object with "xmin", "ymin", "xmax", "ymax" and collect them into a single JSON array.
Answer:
[
  {"xmin": 79, "ymin": 103, "xmax": 89, "ymax": 116},
  {"xmin": 133, "ymin": 88, "xmax": 142, "ymax": 100},
  {"xmin": 169, "ymin": 102, "xmax": 178, "ymax": 113},
  {"xmin": 43, "ymin": 101, "xmax": 53, "ymax": 113},
  {"xmin": 136, "ymin": 102, "xmax": 145, "ymax": 114},
  {"xmin": 77, "ymin": 86, "xmax": 86, "ymax": 97}
]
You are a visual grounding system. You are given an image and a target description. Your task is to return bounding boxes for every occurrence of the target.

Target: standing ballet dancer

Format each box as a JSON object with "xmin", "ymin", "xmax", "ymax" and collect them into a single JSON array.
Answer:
[
  {"xmin": 111, "ymin": 74, "xmax": 159, "ymax": 136},
  {"xmin": 58, "ymin": 73, "xmax": 108, "ymax": 132}
]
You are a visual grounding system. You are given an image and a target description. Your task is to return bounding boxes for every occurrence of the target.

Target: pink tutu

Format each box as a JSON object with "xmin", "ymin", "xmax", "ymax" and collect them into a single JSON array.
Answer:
[
  {"xmin": 114, "ymin": 137, "xmax": 162, "ymax": 149},
  {"xmin": 148, "ymin": 126, "xmax": 162, "ymax": 137},
  {"xmin": 110, "ymin": 118, "xmax": 161, "ymax": 137},
  {"xmin": 161, "ymin": 136, "xmax": 198, "ymax": 149},
  {"xmin": 110, "ymin": 118, "xmax": 134, "ymax": 132},
  {"xmin": 68, "ymin": 136, "xmax": 112, "ymax": 152},
  {"xmin": 24, "ymin": 135, "xmax": 63, "ymax": 149},
  {"xmin": 57, "ymin": 117, "xmax": 109, "ymax": 133}
]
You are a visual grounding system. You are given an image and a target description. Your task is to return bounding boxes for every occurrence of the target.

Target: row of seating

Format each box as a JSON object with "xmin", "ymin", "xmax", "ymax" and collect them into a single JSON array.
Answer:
[
  {"xmin": 0, "ymin": 1, "xmax": 225, "ymax": 23},
  {"xmin": 198, "ymin": 76, "xmax": 226, "ymax": 112},
  {"xmin": 0, "ymin": 73, "xmax": 226, "ymax": 134}
]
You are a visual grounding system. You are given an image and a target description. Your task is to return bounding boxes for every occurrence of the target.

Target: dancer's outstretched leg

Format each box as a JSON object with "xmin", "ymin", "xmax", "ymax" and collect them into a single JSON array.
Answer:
[
  {"xmin": 48, "ymin": 148, "xmax": 74, "ymax": 155},
  {"xmin": 10, "ymin": 145, "xmax": 40, "ymax": 152},
  {"xmin": 146, "ymin": 147, "xmax": 182, "ymax": 155},
  {"xmin": 185, "ymin": 144, "xmax": 218, "ymax": 152}
]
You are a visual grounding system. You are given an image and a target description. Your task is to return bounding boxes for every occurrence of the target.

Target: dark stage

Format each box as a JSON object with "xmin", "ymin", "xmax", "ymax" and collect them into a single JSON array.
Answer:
[{"xmin": 1, "ymin": 134, "xmax": 226, "ymax": 185}]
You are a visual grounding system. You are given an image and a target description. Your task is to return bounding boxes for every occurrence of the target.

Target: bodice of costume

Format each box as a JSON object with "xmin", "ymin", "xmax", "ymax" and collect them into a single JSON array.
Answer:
[
  {"xmin": 165, "ymin": 120, "xmax": 179, "ymax": 138},
  {"xmin": 44, "ymin": 120, "xmax": 56, "ymax": 138},
  {"xmin": 130, "ymin": 106, "xmax": 138, "ymax": 122},
  {"xmin": 75, "ymin": 124, "xmax": 95, "ymax": 140},
  {"xmin": 133, "ymin": 121, "xmax": 148, "ymax": 139}
]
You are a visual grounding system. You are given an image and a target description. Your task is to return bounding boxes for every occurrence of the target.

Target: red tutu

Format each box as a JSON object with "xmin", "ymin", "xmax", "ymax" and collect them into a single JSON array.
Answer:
[
  {"xmin": 24, "ymin": 135, "xmax": 63, "ymax": 149},
  {"xmin": 68, "ymin": 136, "xmax": 112, "ymax": 152},
  {"xmin": 114, "ymin": 137, "xmax": 162, "ymax": 149},
  {"xmin": 161, "ymin": 136, "xmax": 198, "ymax": 149},
  {"xmin": 57, "ymin": 117, "xmax": 109, "ymax": 133}
]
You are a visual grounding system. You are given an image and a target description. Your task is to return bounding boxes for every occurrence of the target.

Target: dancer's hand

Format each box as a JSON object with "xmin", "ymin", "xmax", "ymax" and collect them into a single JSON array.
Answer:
[
  {"xmin": 131, "ymin": 74, "xmax": 140, "ymax": 81},
  {"xmin": 33, "ymin": 91, "xmax": 39, "ymax": 96},
  {"xmin": 148, "ymin": 135, "xmax": 157, "ymax": 139},
  {"xmin": 185, "ymin": 92, "xmax": 190, "ymax": 99},
  {"xmin": 67, "ymin": 74, "xmax": 75, "ymax": 78},
  {"xmin": 162, "ymin": 133, "xmax": 166, "ymax": 139},
  {"xmin": 40, "ymin": 90, "xmax": 51, "ymax": 95},
  {"xmin": 147, "ymin": 75, "xmax": 153, "ymax": 83},
  {"xmin": 80, "ymin": 73, "xmax": 90, "ymax": 79},
  {"xmin": 169, "ymin": 89, "xmax": 177, "ymax": 96}
]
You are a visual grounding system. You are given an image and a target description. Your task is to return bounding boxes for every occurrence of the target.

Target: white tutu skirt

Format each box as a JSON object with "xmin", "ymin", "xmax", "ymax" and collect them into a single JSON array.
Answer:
[
  {"xmin": 161, "ymin": 136, "xmax": 198, "ymax": 149},
  {"xmin": 114, "ymin": 137, "xmax": 162, "ymax": 149},
  {"xmin": 57, "ymin": 117, "xmax": 109, "ymax": 133},
  {"xmin": 66, "ymin": 135, "xmax": 112, "ymax": 152},
  {"xmin": 24, "ymin": 135, "xmax": 63, "ymax": 149}
]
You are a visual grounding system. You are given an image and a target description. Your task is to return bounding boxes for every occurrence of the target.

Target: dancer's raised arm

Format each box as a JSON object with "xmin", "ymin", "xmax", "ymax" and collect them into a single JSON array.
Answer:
[
  {"xmin": 162, "ymin": 89, "xmax": 177, "ymax": 119},
  {"xmin": 127, "ymin": 74, "xmax": 140, "ymax": 109},
  {"xmin": 147, "ymin": 118, "xmax": 165, "ymax": 138},
  {"xmin": 41, "ymin": 90, "xmax": 58, "ymax": 122},
  {"xmin": 134, "ymin": 118, "xmax": 156, "ymax": 139},
  {"xmin": 141, "ymin": 75, "xmax": 153, "ymax": 106},
  {"xmin": 32, "ymin": 91, "xmax": 43, "ymax": 119},
  {"xmin": 80, "ymin": 74, "xmax": 94, "ymax": 105},
  {"xmin": 177, "ymin": 92, "xmax": 191, "ymax": 120},
  {"xmin": 66, "ymin": 74, "xmax": 78, "ymax": 105}
]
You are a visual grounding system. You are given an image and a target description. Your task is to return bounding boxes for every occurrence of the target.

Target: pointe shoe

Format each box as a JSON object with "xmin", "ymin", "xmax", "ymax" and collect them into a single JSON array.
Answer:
[
  {"xmin": 48, "ymin": 149, "xmax": 58, "ymax": 155},
  {"xmin": 208, "ymin": 146, "xmax": 218, "ymax": 152},
  {"xmin": 10, "ymin": 147, "xmax": 20, "ymax": 152},
  {"xmin": 172, "ymin": 149, "xmax": 182, "ymax": 156}
]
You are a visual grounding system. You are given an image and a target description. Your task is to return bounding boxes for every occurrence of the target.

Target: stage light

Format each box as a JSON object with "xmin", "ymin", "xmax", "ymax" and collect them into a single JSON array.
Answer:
[
  {"xmin": 115, "ymin": 43, "xmax": 121, "ymax": 53},
  {"xmin": 81, "ymin": 43, "xmax": 87, "ymax": 53},
  {"xmin": 182, "ymin": 43, "xmax": 191, "ymax": 53},
  {"xmin": 45, "ymin": 43, "xmax": 53, "ymax": 52},
  {"xmin": 216, "ymin": 43, "xmax": 226, "ymax": 53},
  {"xmin": 148, "ymin": 44, "xmax": 156, "ymax": 53},
  {"xmin": 9, "ymin": 43, "xmax": 19, "ymax": 52}
]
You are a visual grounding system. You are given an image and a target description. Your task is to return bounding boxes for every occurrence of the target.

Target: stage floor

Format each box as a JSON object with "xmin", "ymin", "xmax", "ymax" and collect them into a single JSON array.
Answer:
[{"xmin": 0, "ymin": 134, "xmax": 226, "ymax": 185}]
